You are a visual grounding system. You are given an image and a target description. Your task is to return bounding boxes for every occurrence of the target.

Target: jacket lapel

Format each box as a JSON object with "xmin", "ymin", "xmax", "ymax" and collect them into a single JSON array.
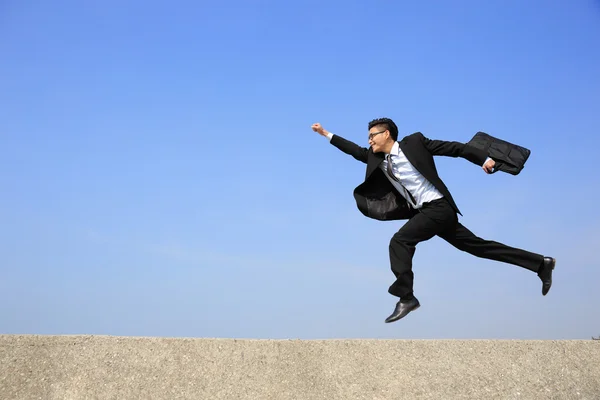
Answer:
[
  {"xmin": 366, "ymin": 150, "xmax": 385, "ymax": 178},
  {"xmin": 397, "ymin": 138, "xmax": 422, "ymax": 173}
]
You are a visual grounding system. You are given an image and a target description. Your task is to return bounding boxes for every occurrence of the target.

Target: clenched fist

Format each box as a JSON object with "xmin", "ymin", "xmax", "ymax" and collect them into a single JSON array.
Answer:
[
  {"xmin": 482, "ymin": 158, "xmax": 496, "ymax": 174},
  {"xmin": 311, "ymin": 122, "xmax": 329, "ymax": 137}
]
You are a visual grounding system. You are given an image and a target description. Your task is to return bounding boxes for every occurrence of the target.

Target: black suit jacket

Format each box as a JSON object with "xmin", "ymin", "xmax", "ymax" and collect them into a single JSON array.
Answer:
[{"xmin": 330, "ymin": 132, "xmax": 489, "ymax": 220}]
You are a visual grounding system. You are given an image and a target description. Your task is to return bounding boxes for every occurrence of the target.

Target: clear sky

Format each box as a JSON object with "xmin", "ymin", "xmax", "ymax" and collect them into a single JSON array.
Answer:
[{"xmin": 1, "ymin": 0, "xmax": 599, "ymax": 340}]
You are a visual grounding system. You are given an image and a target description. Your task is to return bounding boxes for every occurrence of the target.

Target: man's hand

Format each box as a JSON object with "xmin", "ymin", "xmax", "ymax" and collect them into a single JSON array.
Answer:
[
  {"xmin": 311, "ymin": 122, "xmax": 329, "ymax": 137},
  {"xmin": 482, "ymin": 158, "xmax": 495, "ymax": 174}
]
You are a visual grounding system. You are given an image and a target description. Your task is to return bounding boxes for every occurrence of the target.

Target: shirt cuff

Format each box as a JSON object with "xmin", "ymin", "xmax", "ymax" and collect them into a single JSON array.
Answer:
[{"xmin": 326, "ymin": 132, "xmax": 333, "ymax": 141}]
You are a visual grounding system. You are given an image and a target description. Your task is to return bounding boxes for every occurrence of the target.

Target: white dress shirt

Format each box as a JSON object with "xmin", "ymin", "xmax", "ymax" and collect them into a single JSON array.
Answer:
[{"xmin": 381, "ymin": 141, "xmax": 443, "ymax": 209}]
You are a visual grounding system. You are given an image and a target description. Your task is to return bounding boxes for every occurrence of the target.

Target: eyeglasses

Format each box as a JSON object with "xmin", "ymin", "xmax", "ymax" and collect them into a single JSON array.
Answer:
[{"xmin": 368, "ymin": 130, "xmax": 387, "ymax": 140}]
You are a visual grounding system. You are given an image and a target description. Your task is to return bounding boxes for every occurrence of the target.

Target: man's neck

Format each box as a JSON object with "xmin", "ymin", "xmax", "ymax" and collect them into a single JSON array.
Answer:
[{"xmin": 382, "ymin": 141, "xmax": 395, "ymax": 154}]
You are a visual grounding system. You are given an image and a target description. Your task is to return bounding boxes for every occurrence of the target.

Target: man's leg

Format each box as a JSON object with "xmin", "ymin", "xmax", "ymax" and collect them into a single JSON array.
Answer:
[
  {"xmin": 437, "ymin": 221, "xmax": 555, "ymax": 295},
  {"xmin": 437, "ymin": 222, "xmax": 543, "ymax": 272},
  {"xmin": 388, "ymin": 199, "xmax": 458, "ymax": 298},
  {"xmin": 385, "ymin": 198, "xmax": 457, "ymax": 322}
]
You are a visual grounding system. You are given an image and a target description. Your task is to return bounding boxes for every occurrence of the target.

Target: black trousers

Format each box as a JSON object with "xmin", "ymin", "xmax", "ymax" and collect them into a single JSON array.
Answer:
[{"xmin": 387, "ymin": 197, "xmax": 544, "ymax": 299}]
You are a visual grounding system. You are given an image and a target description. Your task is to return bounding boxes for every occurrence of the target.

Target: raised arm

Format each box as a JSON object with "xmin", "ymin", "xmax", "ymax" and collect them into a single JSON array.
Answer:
[
  {"xmin": 311, "ymin": 123, "xmax": 368, "ymax": 164},
  {"xmin": 418, "ymin": 132, "xmax": 495, "ymax": 174}
]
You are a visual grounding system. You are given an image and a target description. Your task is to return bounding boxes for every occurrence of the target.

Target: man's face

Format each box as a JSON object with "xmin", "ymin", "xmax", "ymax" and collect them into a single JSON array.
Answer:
[{"xmin": 368, "ymin": 126, "xmax": 389, "ymax": 153}]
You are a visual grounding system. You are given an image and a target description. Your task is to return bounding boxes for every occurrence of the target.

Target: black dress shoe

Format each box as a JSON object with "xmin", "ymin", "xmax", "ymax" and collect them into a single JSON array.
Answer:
[
  {"xmin": 538, "ymin": 257, "xmax": 556, "ymax": 296},
  {"xmin": 385, "ymin": 297, "xmax": 420, "ymax": 323}
]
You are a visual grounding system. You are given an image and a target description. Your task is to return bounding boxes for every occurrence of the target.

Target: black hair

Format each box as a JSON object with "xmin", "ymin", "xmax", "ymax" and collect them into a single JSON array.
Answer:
[{"xmin": 368, "ymin": 117, "xmax": 398, "ymax": 141}]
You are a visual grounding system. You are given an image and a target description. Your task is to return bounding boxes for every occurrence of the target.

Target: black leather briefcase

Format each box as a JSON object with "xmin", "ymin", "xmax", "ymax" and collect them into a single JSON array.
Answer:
[{"xmin": 467, "ymin": 131, "xmax": 531, "ymax": 175}]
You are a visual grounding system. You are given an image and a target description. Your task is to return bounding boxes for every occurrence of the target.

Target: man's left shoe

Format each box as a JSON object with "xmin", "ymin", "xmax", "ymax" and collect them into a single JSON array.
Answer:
[
  {"xmin": 385, "ymin": 297, "xmax": 420, "ymax": 323},
  {"xmin": 538, "ymin": 257, "xmax": 556, "ymax": 296}
]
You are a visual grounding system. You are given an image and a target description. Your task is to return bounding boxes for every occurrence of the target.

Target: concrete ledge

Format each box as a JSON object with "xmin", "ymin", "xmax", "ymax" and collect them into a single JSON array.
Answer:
[{"xmin": 1, "ymin": 335, "xmax": 599, "ymax": 399}]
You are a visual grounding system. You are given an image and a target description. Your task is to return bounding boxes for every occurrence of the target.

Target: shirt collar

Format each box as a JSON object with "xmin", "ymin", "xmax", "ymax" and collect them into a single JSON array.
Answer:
[{"xmin": 389, "ymin": 141, "xmax": 400, "ymax": 156}]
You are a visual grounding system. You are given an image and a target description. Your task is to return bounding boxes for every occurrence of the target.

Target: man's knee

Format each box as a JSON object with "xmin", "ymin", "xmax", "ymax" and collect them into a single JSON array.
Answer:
[
  {"xmin": 390, "ymin": 231, "xmax": 406, "ymax": 245},
  {"xmin": 390, "ymin": 231, "xmax": 413, "ymax": 250},
  {"xmin": 446, "ymin": 234, "xmax": 486, "ymax": 253}
]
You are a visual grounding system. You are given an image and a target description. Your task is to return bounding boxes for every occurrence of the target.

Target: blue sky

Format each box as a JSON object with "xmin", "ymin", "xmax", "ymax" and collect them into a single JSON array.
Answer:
[{"xmin": 1, "ymin": 0, "xmax": 599, "ymax": 340}]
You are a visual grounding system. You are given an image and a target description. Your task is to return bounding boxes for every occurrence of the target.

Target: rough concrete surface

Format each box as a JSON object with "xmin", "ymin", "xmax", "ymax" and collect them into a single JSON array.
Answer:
[{"xmin": 1, "ymin": 335, "xmax": 599, "ymax": 400}]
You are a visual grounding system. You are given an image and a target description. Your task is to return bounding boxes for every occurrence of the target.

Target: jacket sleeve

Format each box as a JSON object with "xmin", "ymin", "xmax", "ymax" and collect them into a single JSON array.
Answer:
[
  {"xmin": 329, "ymin": 134, "xmax": 369, "ymax": 164},
  {"xmin": 419, "ymin": 132, "xmax": 488, "ymax": 166}
]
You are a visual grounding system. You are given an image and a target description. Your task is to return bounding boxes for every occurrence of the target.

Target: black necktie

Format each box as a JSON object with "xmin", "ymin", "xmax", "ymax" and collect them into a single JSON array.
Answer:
[{"xmin": 386, "ymin": 154, "xmax": 417, "ymax": 206}]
